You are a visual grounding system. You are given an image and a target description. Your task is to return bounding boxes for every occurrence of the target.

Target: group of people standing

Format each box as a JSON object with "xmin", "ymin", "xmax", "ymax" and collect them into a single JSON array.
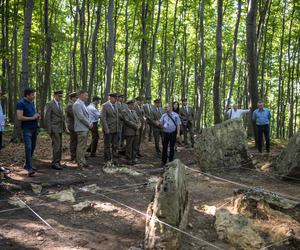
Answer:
[{"xmin": 14, "ymin": 88, "xmax": 196, "ymax": 176}]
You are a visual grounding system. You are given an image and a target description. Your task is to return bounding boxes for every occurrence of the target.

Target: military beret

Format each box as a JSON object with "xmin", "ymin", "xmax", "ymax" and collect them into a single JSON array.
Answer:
[
  {"xmin": 126, "ymin": 99, "xmax": 135, "ymax": 105},
  {"xmin": 69, "ymin": 92, "xmax": 77, "ymax": 98},
  {"xmin": 54, "ymin": 90, "xmax": 63, "ymax": 95},
  {"xmin": 109, "ymin": 93, "xmax": 118, "ymax": 97},
  {"xmin": 117, "ymin": 93, "xmax": 124, "ymax": 98},
  {"xmin": 92, "ymin": 96, "xmax": 101, "ymax": 102},
  {"xmin": 154, "ymin": 99, "xmax": 161, "ymax": 103}
]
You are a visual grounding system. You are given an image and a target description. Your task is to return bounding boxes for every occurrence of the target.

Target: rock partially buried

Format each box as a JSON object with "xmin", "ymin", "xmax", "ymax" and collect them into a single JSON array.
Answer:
[
  {"xmin": 194, "ymin": 119, "xmax": 252, "ymax": 171},
  {"xmin": 215, "ymin": 208, "xmax": 265, "ymax": 249},
  {"xmin": 144, "ymin": 159, "xmax": 189, "ymax": 250},
  {"xmin": 79, "ymin": 184, "xmax": 101, "ymax": 194},
  {"xmin": 103, "ymin": 162, "xmax": 142, "ymax": 176},
  {"xmin": 31, "ymin": 183, "xmax": 42, "ymax": 194},
  {"xmin": 47, "ymin": 188, "xmax": 76, "ymax": 203},
  {"xmin": 274, "ymin": 132, "xmax": 300, "ymax": 179},
  {"xmin": 73, "ymin": 201, "xmax": 93, "ymax": 211}
]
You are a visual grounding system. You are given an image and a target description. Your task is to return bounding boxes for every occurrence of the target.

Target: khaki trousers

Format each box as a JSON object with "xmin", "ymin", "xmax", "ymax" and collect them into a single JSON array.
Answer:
[{"xmin": 76, "ymin": 131, "xmax": 88, "ymax": 167}]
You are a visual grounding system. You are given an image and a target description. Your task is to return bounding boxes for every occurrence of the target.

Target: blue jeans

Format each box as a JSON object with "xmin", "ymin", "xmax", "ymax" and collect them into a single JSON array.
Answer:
[{"xmin": 23, "ymin": 128, "xmax": 37, "ymax": 171}]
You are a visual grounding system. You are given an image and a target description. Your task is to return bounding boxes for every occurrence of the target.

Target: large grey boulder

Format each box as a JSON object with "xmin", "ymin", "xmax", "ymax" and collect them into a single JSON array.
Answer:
[
  {"xmin": 194, "ymin": 119, "xmax": 252, "ymax": 171},
  {"xmin": 274, "ymin": 132, "xmax": 300, "ymax": 179},
  {"xmin": 144, "ymin": 159, "xmax": 189, "ymax": 250},
  {"xmin": 215, "ymin": 208, "xmax": 265, "ymax": 249}
]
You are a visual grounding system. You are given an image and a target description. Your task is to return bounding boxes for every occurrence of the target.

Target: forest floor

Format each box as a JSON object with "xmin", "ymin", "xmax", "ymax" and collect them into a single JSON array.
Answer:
[{"xmin": 0, "ymin": 131, "xmax": 300, "ymax": 250}]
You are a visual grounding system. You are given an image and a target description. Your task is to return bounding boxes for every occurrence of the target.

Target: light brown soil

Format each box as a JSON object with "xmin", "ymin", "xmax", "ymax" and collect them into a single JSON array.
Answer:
[{"xmin": 0, "ymin": 133, "xmax": 299, "ymax": 250}]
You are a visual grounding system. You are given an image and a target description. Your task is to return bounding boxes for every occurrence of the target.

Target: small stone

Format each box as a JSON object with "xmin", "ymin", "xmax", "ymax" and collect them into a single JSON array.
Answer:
[
  {"xmin": 188, "ymin": 223, "xmax": 193, "ymax": 229},
  {"xmin": 37, "ymin": 236, "xmax": 44, "ymax": 241},
  {"xmin": 31, "ymin": 183, "xmax": 42, "ymax": 194},
  {"xmin": 76, "ymin": 239, "xmax": 88, "ymax": 247}
]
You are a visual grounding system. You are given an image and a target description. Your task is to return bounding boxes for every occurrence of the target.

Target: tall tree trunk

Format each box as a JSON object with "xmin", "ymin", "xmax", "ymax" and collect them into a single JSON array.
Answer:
[
  {"xmin": 169, "ymin": 0, "xmax": 180, "ymax": 102},
  {"xmin": 124, "ymin": 0, "xmax": 129, "ymax": 99},
  {"xmin": 40, "ymin": 0, "xmax": 52, "ymax": 120},
  {"xmin": 140, "ymin": 0, "xmax": 149, "ymax": 97},
  {"xmin": 79, "ymin": 0, "xmax": 87, "ymax": 89},
  {"xmin": 260, "ymin": 0, "xmax": 272, "ymax": 98},
  {"xmin": 196, "ymin": 0, "xmax": 205, "ymax": 130},
  {"xmin": 70, "ymin": 0, "xmax": 79, "ymax": 91},
  {"xmin": 148, "ymin": 0, "xmax": 162, "ymax": 98},
  {"xmin": 213, "ymin": 0, "xmax": 223, "ymax": 124},
  {"xmin": 276, "ymin": 0, "xmax": 287, "ymax": 138},
  {"xmin": 226, "ymin": 0, "xmax": 242, "ymax": 109},
  {"xmin": 246, "ymin": 0, "xmax": 259, "ymax": 140},
  {"xmin": 88, "ymin": 0, "xmax": 102, "ymax": 100},
  {"xmin": 104, "ymin": 0, "xmax": 115, "ymax": 97},
  {"xmin": 21, "ymin": 0, "xmax": 35, "ymax": 94}
]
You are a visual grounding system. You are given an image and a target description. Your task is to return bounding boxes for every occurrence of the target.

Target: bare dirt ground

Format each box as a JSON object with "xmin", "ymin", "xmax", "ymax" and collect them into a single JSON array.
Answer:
[{"xmin": 0, "ymin": 132, "xmax": 300, "ymax": 250}]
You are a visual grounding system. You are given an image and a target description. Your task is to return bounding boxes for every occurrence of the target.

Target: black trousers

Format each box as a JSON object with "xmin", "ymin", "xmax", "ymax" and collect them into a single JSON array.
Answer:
[
  {"xmin": 161, "ymin": 131, "xmax": 177, "ymax": 165},
  {"xmin": 87, "ymin": 122, "xmax": 99, "ymax": 155},
  {"xmin": 104, "ymin": 132, "xmax": 118, "ymax": 160},
  {"xmin": 257, "ymin": 124, "xmax": 270, "ymax": 152}
]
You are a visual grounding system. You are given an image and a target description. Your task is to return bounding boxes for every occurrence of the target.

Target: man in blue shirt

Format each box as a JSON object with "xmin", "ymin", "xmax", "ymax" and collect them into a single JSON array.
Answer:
[
  {"xmin": 16, "ymin": 88, "xmax": 40, "ymax": 176},
  {"xmin": 252, "ymin": 100, "xmax": 271, "ymax": 153},
  {"xmin": 160, "ymin": 103, "xmax": 181, "ymax": 168}
]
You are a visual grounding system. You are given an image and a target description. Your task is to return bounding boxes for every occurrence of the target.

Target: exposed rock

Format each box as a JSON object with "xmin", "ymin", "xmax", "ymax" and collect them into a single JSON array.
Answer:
[
  {"xmin": 73, "ymin": 201, "xmax": 93, "ymax": 211},
  {"xmin": 194, "ymin": 119, "xmax": 252, "ymax": 171},
  {"xmin": 274, "ymin": 132, "xmax": 300, "ymax": 179},
  {"xmin": 31, "ymin": 183, "xmax": 42, "ymax": 194},
  {"xmin": 215, "ymin": 208, "xmax": 265, "ymax": 249},
  {"xmin": 233, "ymin": 188, "xmax": 300, "ymax": 219},
  {"xmin": 47, "ymin": 188, "xmax": 76, "ymax": 203},
  {"xmin": 94, "ymin": 202, "xmax": 118, "ymax": 213},
  {"xmin": 8, "ymin": 197, "xmax": 26, "ymax": 208},
  {"xmin": 103, "ymin": 162, "xmax": 142, "ymax": 176},
  {"xmin": 79, "ymin": 184, "xmax": 101, "ymax": 194},
  {"xmin": 144, "ymin": 159, "xmax": 190, "ymax": 250}
]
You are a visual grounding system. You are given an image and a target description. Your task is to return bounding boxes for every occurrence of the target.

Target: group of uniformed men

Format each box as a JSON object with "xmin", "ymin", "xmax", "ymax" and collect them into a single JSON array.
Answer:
[{"xmin": 15, "ymin": 88, "xmax": 195, "ymax": 176}]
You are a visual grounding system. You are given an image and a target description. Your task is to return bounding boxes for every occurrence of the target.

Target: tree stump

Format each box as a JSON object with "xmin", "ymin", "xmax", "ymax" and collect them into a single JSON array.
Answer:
[
  {"xmin": 194, "ymin": 119, "xmax": 252, "ymax": 171},
  {"xmin": 144, "ymin": 159, "xmax": 189, "ymax": 250}
]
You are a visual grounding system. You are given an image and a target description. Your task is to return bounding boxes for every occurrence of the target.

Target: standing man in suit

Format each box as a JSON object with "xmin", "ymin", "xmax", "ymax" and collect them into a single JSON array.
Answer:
[
  {"xmin": 179, "ymin": 98, "xmax": 195, "ymax": 147},
  {"xmin": 101, "ymin": 93, "xmax": 120, "ymax": 162},
  {"xmin": 116, "ymin": 93, "xmax": 127, "ymax": 152},
  {"xmin": 134, "ymin": 96, "xmax": 145, "ymax": 157},
  {"xmin": 87, "ymin": 96, "xmax": 101, "ymax": 157},
  {"xmin": 73, "ymin": 90, "xmax": 93, "ymax": 168},
  {"xmin": 122, "ymin": 100, "xmax": 141, "ymax": 164},
  {"xmin": 149, "ymin": 99, "xmax": 163, "ymax": 155},
  {"xmin": 65, "ymin": 92, "xmax": 78, "ymax": 161},
  {"xmin": 143, "ymin": 97, "xmax": 154, "ymax": 142},
  {"xmin": 44, "ymin": 90, "xmax": 66, "ymax": 170}
]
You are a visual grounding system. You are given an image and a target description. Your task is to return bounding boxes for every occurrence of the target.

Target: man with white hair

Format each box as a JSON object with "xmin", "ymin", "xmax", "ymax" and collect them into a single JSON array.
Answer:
[{"xmin": 226, "ymin": 104, "xmax": 250, "ymax": 119}]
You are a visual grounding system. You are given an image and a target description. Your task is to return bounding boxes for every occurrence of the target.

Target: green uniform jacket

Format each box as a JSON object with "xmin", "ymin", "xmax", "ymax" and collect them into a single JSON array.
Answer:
[
  {"xmin": 122, "ymin": 108, "xmax": 140, "ymax": 136},
  {"xmin": 179, "ymin": 106, "xmax": 194, "ymax": 126},
  {"xmin": 44, "ymin": 100, "xmax": 66, "ymax": 133},
  {"xmin": 149, "ymin": 107, "xmax": 163, "ymax": 131},
  {"xmin": 101, "ymin": 101, "xmax": 120, "ymax": 134}
]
